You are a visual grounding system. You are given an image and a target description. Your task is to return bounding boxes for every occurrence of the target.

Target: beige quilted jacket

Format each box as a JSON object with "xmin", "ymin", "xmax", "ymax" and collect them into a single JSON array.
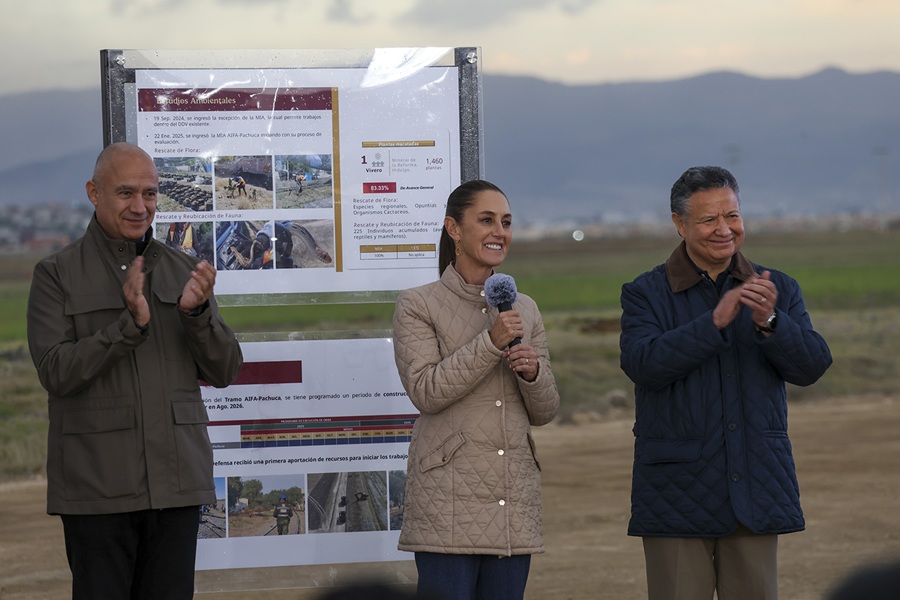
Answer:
[{"xmin": 392, "ymin": 265, "xmax": 560, "ymax": 556}]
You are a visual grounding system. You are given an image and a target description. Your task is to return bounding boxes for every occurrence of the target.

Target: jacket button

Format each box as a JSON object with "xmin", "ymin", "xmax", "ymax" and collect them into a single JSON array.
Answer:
[
  {"xmin": 482, "ymin": 308, "xmax": 487, "ymax": 314},
  {"xmin": 731, "ymin": 473, "xmax": 741, "ymax": 482},
  {"xmin": 728, "ymin": 423, "xmax": 737, "ymax": 431},
  {"xmin": 120, "ymin": 264, "xmax": 127, "ymax": 271},
  {"xmin": 480, "ymin": 290, "xmax": 485, "ymax": 297},
  {"xmin": 498, "ymin": 449, "xmax": 505, "ymax": 456},
  {"xmin": 498, "ymin": 499, "xmax": 505, "ymax": 506},
  {"xmin": 442, "ymin": 456, "xmax": 448, "ymax": 462},
  {"xmin": 495, "ymin": 400, "xmax": 502, "ymax": 407}
]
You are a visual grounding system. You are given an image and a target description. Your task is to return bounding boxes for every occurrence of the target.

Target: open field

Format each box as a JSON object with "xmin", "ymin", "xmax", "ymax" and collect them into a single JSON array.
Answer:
[
  {"xmin": 2, "ymin": 229, "xmax": 900, "ymax": 478},
  {"xmin": 4, "ymin": 229, "xmax": 899, "ymax": 337},
  {"xmin": 1, "ymin": 229, "xmax": 899, "ymax": 597}
]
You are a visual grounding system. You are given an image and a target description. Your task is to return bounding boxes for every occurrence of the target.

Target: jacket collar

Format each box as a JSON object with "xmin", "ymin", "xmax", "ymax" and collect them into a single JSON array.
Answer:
[
  {"xmin": 440, "ymin": 263, "xmax": 491, "ymax": 305},
  {"xmin": 86, "ymin": 214, "xmax": 158, "ymax": 269},
  {"xmin": 665, "ymin": 240, "xmax": 756, "ymax": 293}
]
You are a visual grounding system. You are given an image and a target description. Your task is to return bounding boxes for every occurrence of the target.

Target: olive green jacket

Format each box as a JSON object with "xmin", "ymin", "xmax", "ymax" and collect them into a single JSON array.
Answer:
[{"xmin": 27, "ymin": 217, "xmax": 243, "ymax": 515}]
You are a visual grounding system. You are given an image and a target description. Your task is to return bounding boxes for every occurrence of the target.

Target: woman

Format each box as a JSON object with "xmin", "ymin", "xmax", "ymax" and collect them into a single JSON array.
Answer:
[{"xmin": 392, "ymin": 180, "xmax": 560, "ymax": 600}]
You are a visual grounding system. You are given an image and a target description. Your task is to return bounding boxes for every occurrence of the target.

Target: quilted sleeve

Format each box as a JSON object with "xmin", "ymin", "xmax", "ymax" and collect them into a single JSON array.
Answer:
[
  {"xmin": 392, "ymin": 288, "xmax": 504, "ymax": 415},
  {"xmin": 619, "ymin": 278, "xmax": 728, "ymax": 392},
  {"xmin": 757, "ymin": 272, "xmax": 832, "ymax": 386}
]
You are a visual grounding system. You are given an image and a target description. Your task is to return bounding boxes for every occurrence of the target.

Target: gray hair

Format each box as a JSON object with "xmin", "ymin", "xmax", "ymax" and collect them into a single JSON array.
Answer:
[{"xmin": 670, "ymin": 166, "xmax": 740, "ymax": 217}]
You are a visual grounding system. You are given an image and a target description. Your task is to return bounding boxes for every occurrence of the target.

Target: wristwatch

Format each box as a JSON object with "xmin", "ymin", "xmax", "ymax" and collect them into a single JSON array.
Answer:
[{"xmin": 757, "ymin": 312, "xmax": 778, "ymax": 333}]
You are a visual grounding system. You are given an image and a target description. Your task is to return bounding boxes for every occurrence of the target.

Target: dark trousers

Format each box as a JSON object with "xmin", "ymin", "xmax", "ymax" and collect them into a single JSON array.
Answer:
[
  {"xmin": 61, "ymin": 506, "xmax": 201, "ymax": 600},
  {"xmin": 414, "ymin": 552, "xmax": 531, "ymax": 600}
]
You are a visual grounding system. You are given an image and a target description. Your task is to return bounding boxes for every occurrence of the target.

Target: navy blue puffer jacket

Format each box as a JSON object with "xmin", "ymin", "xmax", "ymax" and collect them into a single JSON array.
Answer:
[{"xmin": 620, "ymin": 243, "xmax": 832, "ymax": 537}]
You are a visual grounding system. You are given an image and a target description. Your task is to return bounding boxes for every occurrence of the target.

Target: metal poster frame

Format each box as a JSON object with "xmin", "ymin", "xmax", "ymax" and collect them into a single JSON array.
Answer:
[
  {"xmin": 100, "ymin": 47, "xmax": 483, "ymax": 308},
  {"xmin": 98, "ymin": 49, "xmax": 484, "ymax": 593}
]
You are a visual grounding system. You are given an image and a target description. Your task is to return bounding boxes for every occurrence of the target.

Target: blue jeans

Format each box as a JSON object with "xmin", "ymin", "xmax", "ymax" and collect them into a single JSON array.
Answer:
[{"xmin": 414, "ymin": 552, "xmax": 532, "ymax": 600}]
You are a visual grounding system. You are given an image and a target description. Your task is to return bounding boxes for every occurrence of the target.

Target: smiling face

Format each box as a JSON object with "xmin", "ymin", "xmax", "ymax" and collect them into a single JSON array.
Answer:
[
  {"xmin": 445, "ymin": 189, "xmax": 512, "ymax": 285},
  {"xmin": 672, "ymin": 186, "xmax": 744, "ymax": 278},
  {"xmin": 86, "ymin": 144, "xmax": 159, "ymax": 241}
]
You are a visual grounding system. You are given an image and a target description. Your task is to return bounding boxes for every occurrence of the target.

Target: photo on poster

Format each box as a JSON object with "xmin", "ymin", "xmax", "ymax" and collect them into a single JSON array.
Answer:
[
  {"xmin": 198, "ymin": 477, "xmax": 228, "ymax": 540},
  {"xmin": 275, "ymin": 154, "xmax": 334, "ymax": 209},
  {"xmin": 279, "ymin": 219, "xmax": 335, "ymax": 269},
  {"xmin": 308, "ymin": 471, "xmax": 388, "ymax": 534},
  {"xmin": 226, "ymin": 474, "xmax": 307, "ymax": 538},
  {"xmin": 154, "ymin": 157, "xmax": 213, "ymax": 213},
  {"xmin": 213, "ymin": 155, "xmax": 274, "ymax": 211},
  {"xmin": 155, "ymin": 220, "xmax": 214, "ymax": 264},
  {"xmin": 213, "ymin": 220, "xmax": 271, "ymax": 270},
  {"xmin": 388, "ymin": 469, "xmax": 406, "ymax": 531}
]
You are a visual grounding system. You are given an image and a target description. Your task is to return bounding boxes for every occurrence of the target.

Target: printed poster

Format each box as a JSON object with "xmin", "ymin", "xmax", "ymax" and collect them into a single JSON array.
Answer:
[{"xmin": 134, "ymin": 61, "xmax": 461, "ymax": 296}]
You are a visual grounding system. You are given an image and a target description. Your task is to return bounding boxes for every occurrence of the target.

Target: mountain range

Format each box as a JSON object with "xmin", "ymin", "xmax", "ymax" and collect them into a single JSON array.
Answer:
[{"xmin": 1, "ymin": 68, "xmax": 898, "ymax": 225}]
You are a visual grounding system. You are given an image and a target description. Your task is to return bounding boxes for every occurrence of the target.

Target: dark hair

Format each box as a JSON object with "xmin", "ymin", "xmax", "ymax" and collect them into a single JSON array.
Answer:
[
  {"xmin": 670, "ymin": 166, "xmax": 740, "ymax": 217},
  {"xmin": 438, "ymin": 179, "xmax": 507, "ymax": 275},
  {"xmin": 826, "ymin": 560, "xmax": 900, "ymax": 600}
]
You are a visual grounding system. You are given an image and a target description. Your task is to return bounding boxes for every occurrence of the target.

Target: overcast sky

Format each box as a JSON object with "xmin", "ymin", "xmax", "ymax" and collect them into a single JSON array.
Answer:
[{"xmin": 2, "ymin": 0, "xmax": 898, "ymax": 97}]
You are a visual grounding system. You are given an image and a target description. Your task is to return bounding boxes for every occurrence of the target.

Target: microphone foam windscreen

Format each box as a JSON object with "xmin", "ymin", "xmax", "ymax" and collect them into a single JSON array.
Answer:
[{"xmin": 484, "ymin": 273, "xmax": 518, "ymax": 307}]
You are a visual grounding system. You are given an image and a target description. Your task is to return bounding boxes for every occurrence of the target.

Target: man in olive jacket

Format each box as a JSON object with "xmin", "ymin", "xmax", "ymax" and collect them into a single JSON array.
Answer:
[{"xmin": 26, "ymin": 143, "xmax": 243, "ymax": 600}]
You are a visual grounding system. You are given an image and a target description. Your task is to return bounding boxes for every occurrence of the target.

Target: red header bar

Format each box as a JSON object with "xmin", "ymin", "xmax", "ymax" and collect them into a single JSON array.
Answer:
[
  {"xmin": 200, "ymin": 361, "xmax": 303, "ymax": 387},
  {"xmin": 138, "ymin": 88, "xmax": 333, "ymax": 112}
]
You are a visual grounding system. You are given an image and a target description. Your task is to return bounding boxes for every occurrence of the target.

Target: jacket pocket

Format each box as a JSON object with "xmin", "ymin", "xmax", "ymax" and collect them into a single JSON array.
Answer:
[
  {"xmin": 638, "ymin": 438, "xmax": 702, "ymax": 465},
  {"xmin": 62, "ymin": 406, "xmax": 138, "ymax": 500},
  {"xmin": 65, "ymin": 293, "xmax": 124, "ymax": 315},
  {"xmin": 172, "ymin": 400, "xmax": 213, "ymax": 492},
  {"xmin": 152, "ymin": 287, "xmax": 182, "ymax": 306},
  {"xmin": 418, "ymin": 431, "xmax": 466, "ymax": 473},
  {"xmin": 527, "ymin": 431, "xmax": 542, "ymax": 471},
  {"xmin": 65, "ymin": 293, "xmax": 126, "ymax": 340}
]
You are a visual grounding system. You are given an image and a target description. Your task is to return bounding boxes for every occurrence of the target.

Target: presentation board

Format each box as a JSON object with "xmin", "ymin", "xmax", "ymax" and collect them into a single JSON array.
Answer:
[
  {"xmin": 101, "ymin": 47, "xmax": 483, "ymax": 305},
  {"xmin": 100, "ymin": 48, "xmax": 484, "ymax": 591}
]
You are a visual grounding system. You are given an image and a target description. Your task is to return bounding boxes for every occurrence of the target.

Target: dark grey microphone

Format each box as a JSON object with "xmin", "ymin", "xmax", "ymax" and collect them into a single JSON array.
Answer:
[{"xmin": 484, "ymin": 273, "xmax": 521, "ymax": 348}]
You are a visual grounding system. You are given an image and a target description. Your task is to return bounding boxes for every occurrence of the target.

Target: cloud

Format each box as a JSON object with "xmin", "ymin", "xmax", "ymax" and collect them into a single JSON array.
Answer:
[
  {"xmin": 397, "ymin": 0, "xmax": 601, "ymax": 29},
  {"xmin": 109, "ymin": 0, "xmax": 138, "ymax": 14},
  {"xmin": 214, "ymin": 0, "xmax": 288, "ymax": 4},
  {"xmin": 326, "ymin": 0, "xmax": 372, "ymax": 23}
]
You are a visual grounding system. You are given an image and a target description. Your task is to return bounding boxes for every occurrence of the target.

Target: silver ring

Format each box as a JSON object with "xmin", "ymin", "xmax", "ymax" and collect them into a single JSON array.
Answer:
[
  {"xmin": 525, "ymin": 358, "xmax": 529, "ymax": 364},
  {"xmin": 758, "ymin": 296, "xmax": 765, "ymax": 303}
]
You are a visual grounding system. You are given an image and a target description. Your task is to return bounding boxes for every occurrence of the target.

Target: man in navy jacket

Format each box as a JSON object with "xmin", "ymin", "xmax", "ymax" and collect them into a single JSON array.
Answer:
[{"xmin": 620, "ymin": 166, "xmax": 832, "ymax": 600}]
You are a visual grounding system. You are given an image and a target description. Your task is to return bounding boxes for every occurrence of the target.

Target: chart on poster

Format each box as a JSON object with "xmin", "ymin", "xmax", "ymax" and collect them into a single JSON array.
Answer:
[{"xmin": 134, "ymin": 61, "xmax": 461, "ymax": 296}]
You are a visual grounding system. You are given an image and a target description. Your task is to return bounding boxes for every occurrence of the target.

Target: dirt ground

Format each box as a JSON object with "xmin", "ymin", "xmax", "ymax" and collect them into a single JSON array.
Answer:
[
  {"xmin": 226, "ymin": 507, "xmax": 305, "ymax": 538},
  {"xmin": 1, "ymin": 394, "xmax": 897, "ymax": 599},
  {"xmin": 215, "ymin": 179, "xmax": 273, "ymax": 211}
]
